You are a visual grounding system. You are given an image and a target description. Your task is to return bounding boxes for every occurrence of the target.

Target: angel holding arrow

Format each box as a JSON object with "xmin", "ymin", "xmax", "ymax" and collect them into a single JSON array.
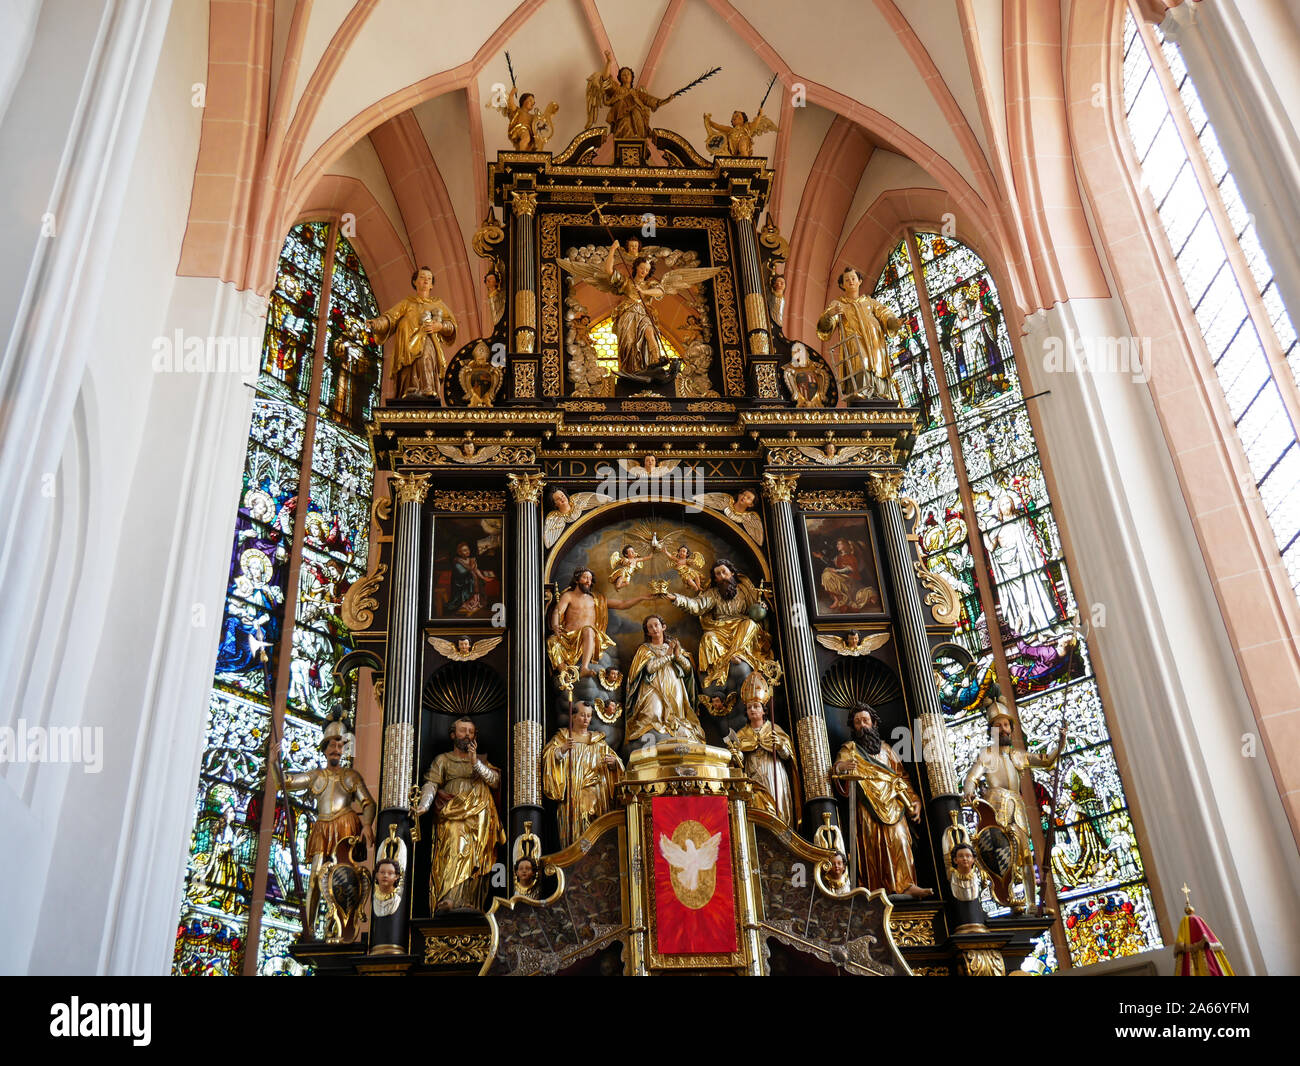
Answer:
[{"xmin": 558, "ymin": 239, "xmax": 721, "ymax": 381}]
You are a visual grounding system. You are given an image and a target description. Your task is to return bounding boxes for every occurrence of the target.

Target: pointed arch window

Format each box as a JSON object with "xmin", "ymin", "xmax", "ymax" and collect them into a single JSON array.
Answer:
[
  {"xmin": 1122, "ymin": 10, "xmax": 1300, "ymax": 601},
  {"xmin": 173, "ymin": 221, "xmax": 382, "ymax": 976},
  {"xmin": 873, "ymin": 233, "xmax": 1163, "ymax": 972}
]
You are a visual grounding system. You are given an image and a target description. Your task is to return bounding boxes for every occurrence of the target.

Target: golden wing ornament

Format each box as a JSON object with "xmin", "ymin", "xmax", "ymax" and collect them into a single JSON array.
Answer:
[
  {"xmin": 658, "ymin": 265, "xmax": 723, "ymax": 298},
  {"xmin": 557, "ymin": 257, "xmax": 620, "ymax": 294},
  {"xmin": 748, "ymin": 112, "xmax": 779, "ymax": 138},
  {"xmin": 797, "ymin": 445, "xmax": 866, "ymax": 466},
  {"xmin": 814, "ymin": 631, "xmax": 891, "ymax": 657},
  {"xmin": 429, "ymin": 634, "xmax": 504, "ymax": 661},
  {"xmin": 435, "ymin": 443, "xmax": 502, "ymax": 465}
]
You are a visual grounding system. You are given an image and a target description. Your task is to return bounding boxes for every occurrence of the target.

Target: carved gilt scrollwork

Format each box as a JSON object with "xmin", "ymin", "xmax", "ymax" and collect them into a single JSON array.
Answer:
[
  {"xmin": 341, "ymin": 563, "xmax": 388, "ymax": 631},
  {"xmin": 914, "ymin": 562, "xmax": 962, "ymax": 626}
]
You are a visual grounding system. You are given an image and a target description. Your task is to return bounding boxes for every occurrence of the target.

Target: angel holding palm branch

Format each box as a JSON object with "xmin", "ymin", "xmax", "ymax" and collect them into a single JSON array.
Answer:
[{"xmin": 558, "ymin": 240, "xmax": 720, "ymax": 379}]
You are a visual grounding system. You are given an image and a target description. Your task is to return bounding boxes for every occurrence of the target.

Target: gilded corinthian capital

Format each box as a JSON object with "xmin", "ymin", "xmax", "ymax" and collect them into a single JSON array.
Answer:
[
  {"xmin": 762, "ymin": 472, "xmax": 799, "ymax": 503},
  {"xmin": 391, "ymin": 472, "xmax": 432, "ymax": 505},
  {"xmin": 511, "ymin": 191, "xmax": 538, "ymax": 218},
  {"xmin": 507, "ymin": 471, "xmax": 546, "ymax": 504},
  {"xmin": 865, "ymin": 470, "xmax": 904, "ymax": 503},
  {"xmin": 730, "ymin": 195, "xmax": 757, "ymax": 222}
]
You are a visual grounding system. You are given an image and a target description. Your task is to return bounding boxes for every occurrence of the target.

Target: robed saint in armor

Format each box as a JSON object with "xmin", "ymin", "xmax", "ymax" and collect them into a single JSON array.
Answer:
[
  {"xmin": 541, "ymin": 701, "xmax": 624, "ymax": 847},
  {"xmin": 624, "ymin": 614, "xmax": 705, "ymax": 744},
  {"xmin": 833, "ymin": 703, "xmax": 933, "ymax": 898},
  {"xmin": 415, "ymin": 717, "xmax": 505, "ymax": 913},
  {"xmin": 367, "ymin": 266, "xmax": 458, "ymax": 403},
  {"xmin": 816, "ymin": 266, "xmax": 902, "ymax": 402},
  {"xmin": 282, "ymin": 722, "xmax": 376, "ymax": 933},
  {"xmin": 961, "ymin": 698, "xmax": 1065, "ymax": 913}
]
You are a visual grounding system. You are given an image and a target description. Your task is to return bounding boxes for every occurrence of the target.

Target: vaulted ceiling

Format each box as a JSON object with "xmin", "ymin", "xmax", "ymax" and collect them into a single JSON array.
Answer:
[{"xmin": 185, "ymin": 0, "xmax": 1117, "ymax": 338}]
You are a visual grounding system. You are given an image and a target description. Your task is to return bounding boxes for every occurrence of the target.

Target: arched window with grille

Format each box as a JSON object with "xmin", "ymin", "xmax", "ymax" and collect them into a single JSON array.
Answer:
[
  {"xmin": 1122, "ymin": 10, "xmax": 1300, "ymax": 602},
  {"xmin": 173, "ymin": 221, "xmax": 382, "ymax": 976}
]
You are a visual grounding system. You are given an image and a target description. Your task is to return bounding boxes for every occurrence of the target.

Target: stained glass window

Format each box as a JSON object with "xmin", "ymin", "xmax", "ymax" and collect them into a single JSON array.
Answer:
[
  {"xmin": 875, "ymin": 233, "xmax": 1162, "ymax": 971},
  {"xmin": 1123, "ymin": 11, "xmax": 1300, "ymax": 600},
  {"xmin": 176, "ymin": 223, "xmax": 381, "ymax": 975}
]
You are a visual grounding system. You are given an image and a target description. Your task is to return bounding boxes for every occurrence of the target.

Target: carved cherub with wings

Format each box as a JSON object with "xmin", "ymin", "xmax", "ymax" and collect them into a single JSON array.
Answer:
[
  {"xmin": 558, "ymin": 241, "xmax": 721, "ymax": 379},
  {"xmin": 815, "ymin": 630, "xmax": 890, "ymax": 657},
  {"xmin": 543, "ymin": 487, "xmax": 612, "ymax": 549},
  {"xmin": 428, "ymin": 633, "xmax": 505, "ymax": 661},
  {"xmin": 798, "ymin": 442, "xmax": 871, "ymax": 466},
  {"xmin": 692, "ymin": 487, "xmax": 764, "ymax": 545},
  {"xmin": 664, "ymin": 541, "xmax": 707, "ymax": 592},
  {"xmin": 608, "ymin": 544, "xmax": 651, "ymax": 589}
]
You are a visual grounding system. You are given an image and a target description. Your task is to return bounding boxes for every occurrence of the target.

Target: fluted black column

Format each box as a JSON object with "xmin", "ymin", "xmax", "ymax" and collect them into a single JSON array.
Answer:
[
  {"xmin": 869, "ymin": 471, "xmax": 984, "ymax": 928},
  {"xmin": 762, "ymin": 472, "xmax": 835, "ymax": 834},
  {"xmin": 511, "ymin": 192, "xmax": 537, "ymax": 354},
  {"xmin": 730, "ymin": 194, "xmax": 771, "ymax": 356},
  {"xmin": 369, "ymin": 471, "xmax": 428, "ymax": 955},
  {"xmin": 506, "ymin": 472, "xmax": 546, "ymax": 849}
]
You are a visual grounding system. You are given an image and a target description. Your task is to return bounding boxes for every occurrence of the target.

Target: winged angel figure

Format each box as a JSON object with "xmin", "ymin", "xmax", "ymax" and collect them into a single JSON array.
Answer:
[
  {"xmin": 558, "ymin": 240, "xmax": 720, "ymax": 382},
  {"xmin": 543, "ymin": 489, "xmax": 612, "ymax": 549},
  {"xmin": 692, "ymin": 490, "xmax": 764, "ymax": 546},
  {"xmin": 815, "ymin": 631, "xmax": 891, "ymax": 657},
  {"xmin": 428, "ymin": 634, "xmax": 504, "ymax": 662},
  {"xmin": 659, "ymin": 831, "xmax": 723, "ymax": 892}
]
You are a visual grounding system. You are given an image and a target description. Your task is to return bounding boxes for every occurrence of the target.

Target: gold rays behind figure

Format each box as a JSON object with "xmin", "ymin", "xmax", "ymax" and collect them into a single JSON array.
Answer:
[
  {"xmin": 821, "ymin": 656, "xmax": 902, "ymax": 711},
  {"xmin": 422, "ymin": 662, "xmax": 508, "ymax": 719}
]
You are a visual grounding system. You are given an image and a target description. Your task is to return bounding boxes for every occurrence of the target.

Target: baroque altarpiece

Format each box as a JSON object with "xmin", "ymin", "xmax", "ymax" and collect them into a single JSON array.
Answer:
[{"xmin": 292, "ymin": 118, "xmax": 1059, "ymax": 978}]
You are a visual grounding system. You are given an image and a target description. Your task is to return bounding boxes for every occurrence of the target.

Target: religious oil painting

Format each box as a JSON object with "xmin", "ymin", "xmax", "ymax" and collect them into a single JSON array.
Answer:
[
  {"xmin": 431, "ymin": 515, "xmax": 503, "ymax": 620},
  {"xmin": 804, "ymin": 514, "xmax": 885, "ymax": 618}
]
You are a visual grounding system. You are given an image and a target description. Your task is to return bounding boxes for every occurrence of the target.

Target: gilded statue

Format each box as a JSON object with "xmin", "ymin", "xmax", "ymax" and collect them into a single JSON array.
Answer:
[
  {"xmin": 541, "ymin": 701, "xmax": 624, "ymax": 848},
  {"xmin": 458, "ymin": 341, "xmax": 503, "ymax": 408},
  {"xmin": 833, "ymin": 702, "xmax": 933, "ymax": 899},
  {"xmin": 547, "ymin": 566, "xmax": 650, "ymax": 692},
  {"xmin": 557, "ymin": 240, "xmax": 720, "ymax": 379},
  {"xmin": 691, "ymin": 488, "xmax": 764, "ymax": 545},
  {"xmin": 428, "ymin": 633, "xmax": 504, "ymax": 662},
  {"xmin": 816, "ymin": 265, "xmax": 902, "ymax": 402},
  {"xmin": 594, "ymin": 51, "xmax": 664, "ymax": 140},
  {"xmin": 624, "ymin": 614, "xmax": 705, "ymax": 745},
  {"xmin": 961, "ymin": 697, "xmax": 1065, "ymax": 914},
  {"xmin": 726, "ymin": 674, "xmax": 796, "ymax": 825},
  {"xmin": 489, "ymin": 87, "xmax": 558, "ymax": 151},
  {"xmin": 282, "ymin": 720, "xmax": 376, "ymax": 934},
  {"xmin": 815, "ymin": 630, "xmax": 890, "ymax": 657},
  {"xmin": 664, "ymin": 558, "xmax": 776, "ymax": 690},
  {"xmin": 367, "ymin": 265, "xmax": 458, "ymax": 403},
  {"xmin": 703, "ymin": 109, "xmax": 777, "ymax": 157},
  {"xmin": 542, "ymin": 487, "xmax": 612, "ymax": 549},
  {"xmin": 608, "ymin": 544, "xmax": 651, "ymax": 589},
  {"xmin": 415, "ymin": 717, "xmax": 505, "ymax": 913}
]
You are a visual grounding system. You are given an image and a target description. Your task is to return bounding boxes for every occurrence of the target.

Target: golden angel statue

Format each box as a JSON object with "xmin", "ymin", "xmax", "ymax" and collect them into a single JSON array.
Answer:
[
  {"xmin": 703, "ymin": 109, "xmax": 777, "ymax": 157},
  {"xmin": 428, "ymin": 633, "xmax": 504, "ymax": 662},
  {"xmin": 557, "ymin": 239, "xmax": 720, "ymax": 379},
  {"xmin": 488, "ymin": 88, "xmax": 559, "ymax": 151},
  {"xmin": 664, "ymin": 542, "xmax": 707, "ymax": 592},
  {"xmin": 543, "ymin": 487, "xmax": 612, "ymax": 549},
  {"xmin": 541, "ymin": 701, "xmax": 624, "ymax": 848},
  {"xmin": 815, "ymin": 630, "xmax": 890, "ymax": 657},
  {"xmin": 816, "ymin": 265, "xmax": 903, "ymax": 401},
  {"xmin": 594, "ymin": 51, "xmax": 664, "ymax": 140},
  {"xmin": 367, "ymin": 266, "xmax": 458, "ymax": 402},
  {"xmin": 608, "ymin": 544, "xmax": 651, "ymax": 589},
  {"xmin": 691, "ymin": 487, "xmax": 764, "ymax": 545}
]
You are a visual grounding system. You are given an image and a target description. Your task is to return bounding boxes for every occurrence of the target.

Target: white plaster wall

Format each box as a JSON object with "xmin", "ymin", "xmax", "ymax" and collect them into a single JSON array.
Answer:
[{"xmin": 1023, "ymin": 298, "xmax": 1300, "ymax": 975}]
